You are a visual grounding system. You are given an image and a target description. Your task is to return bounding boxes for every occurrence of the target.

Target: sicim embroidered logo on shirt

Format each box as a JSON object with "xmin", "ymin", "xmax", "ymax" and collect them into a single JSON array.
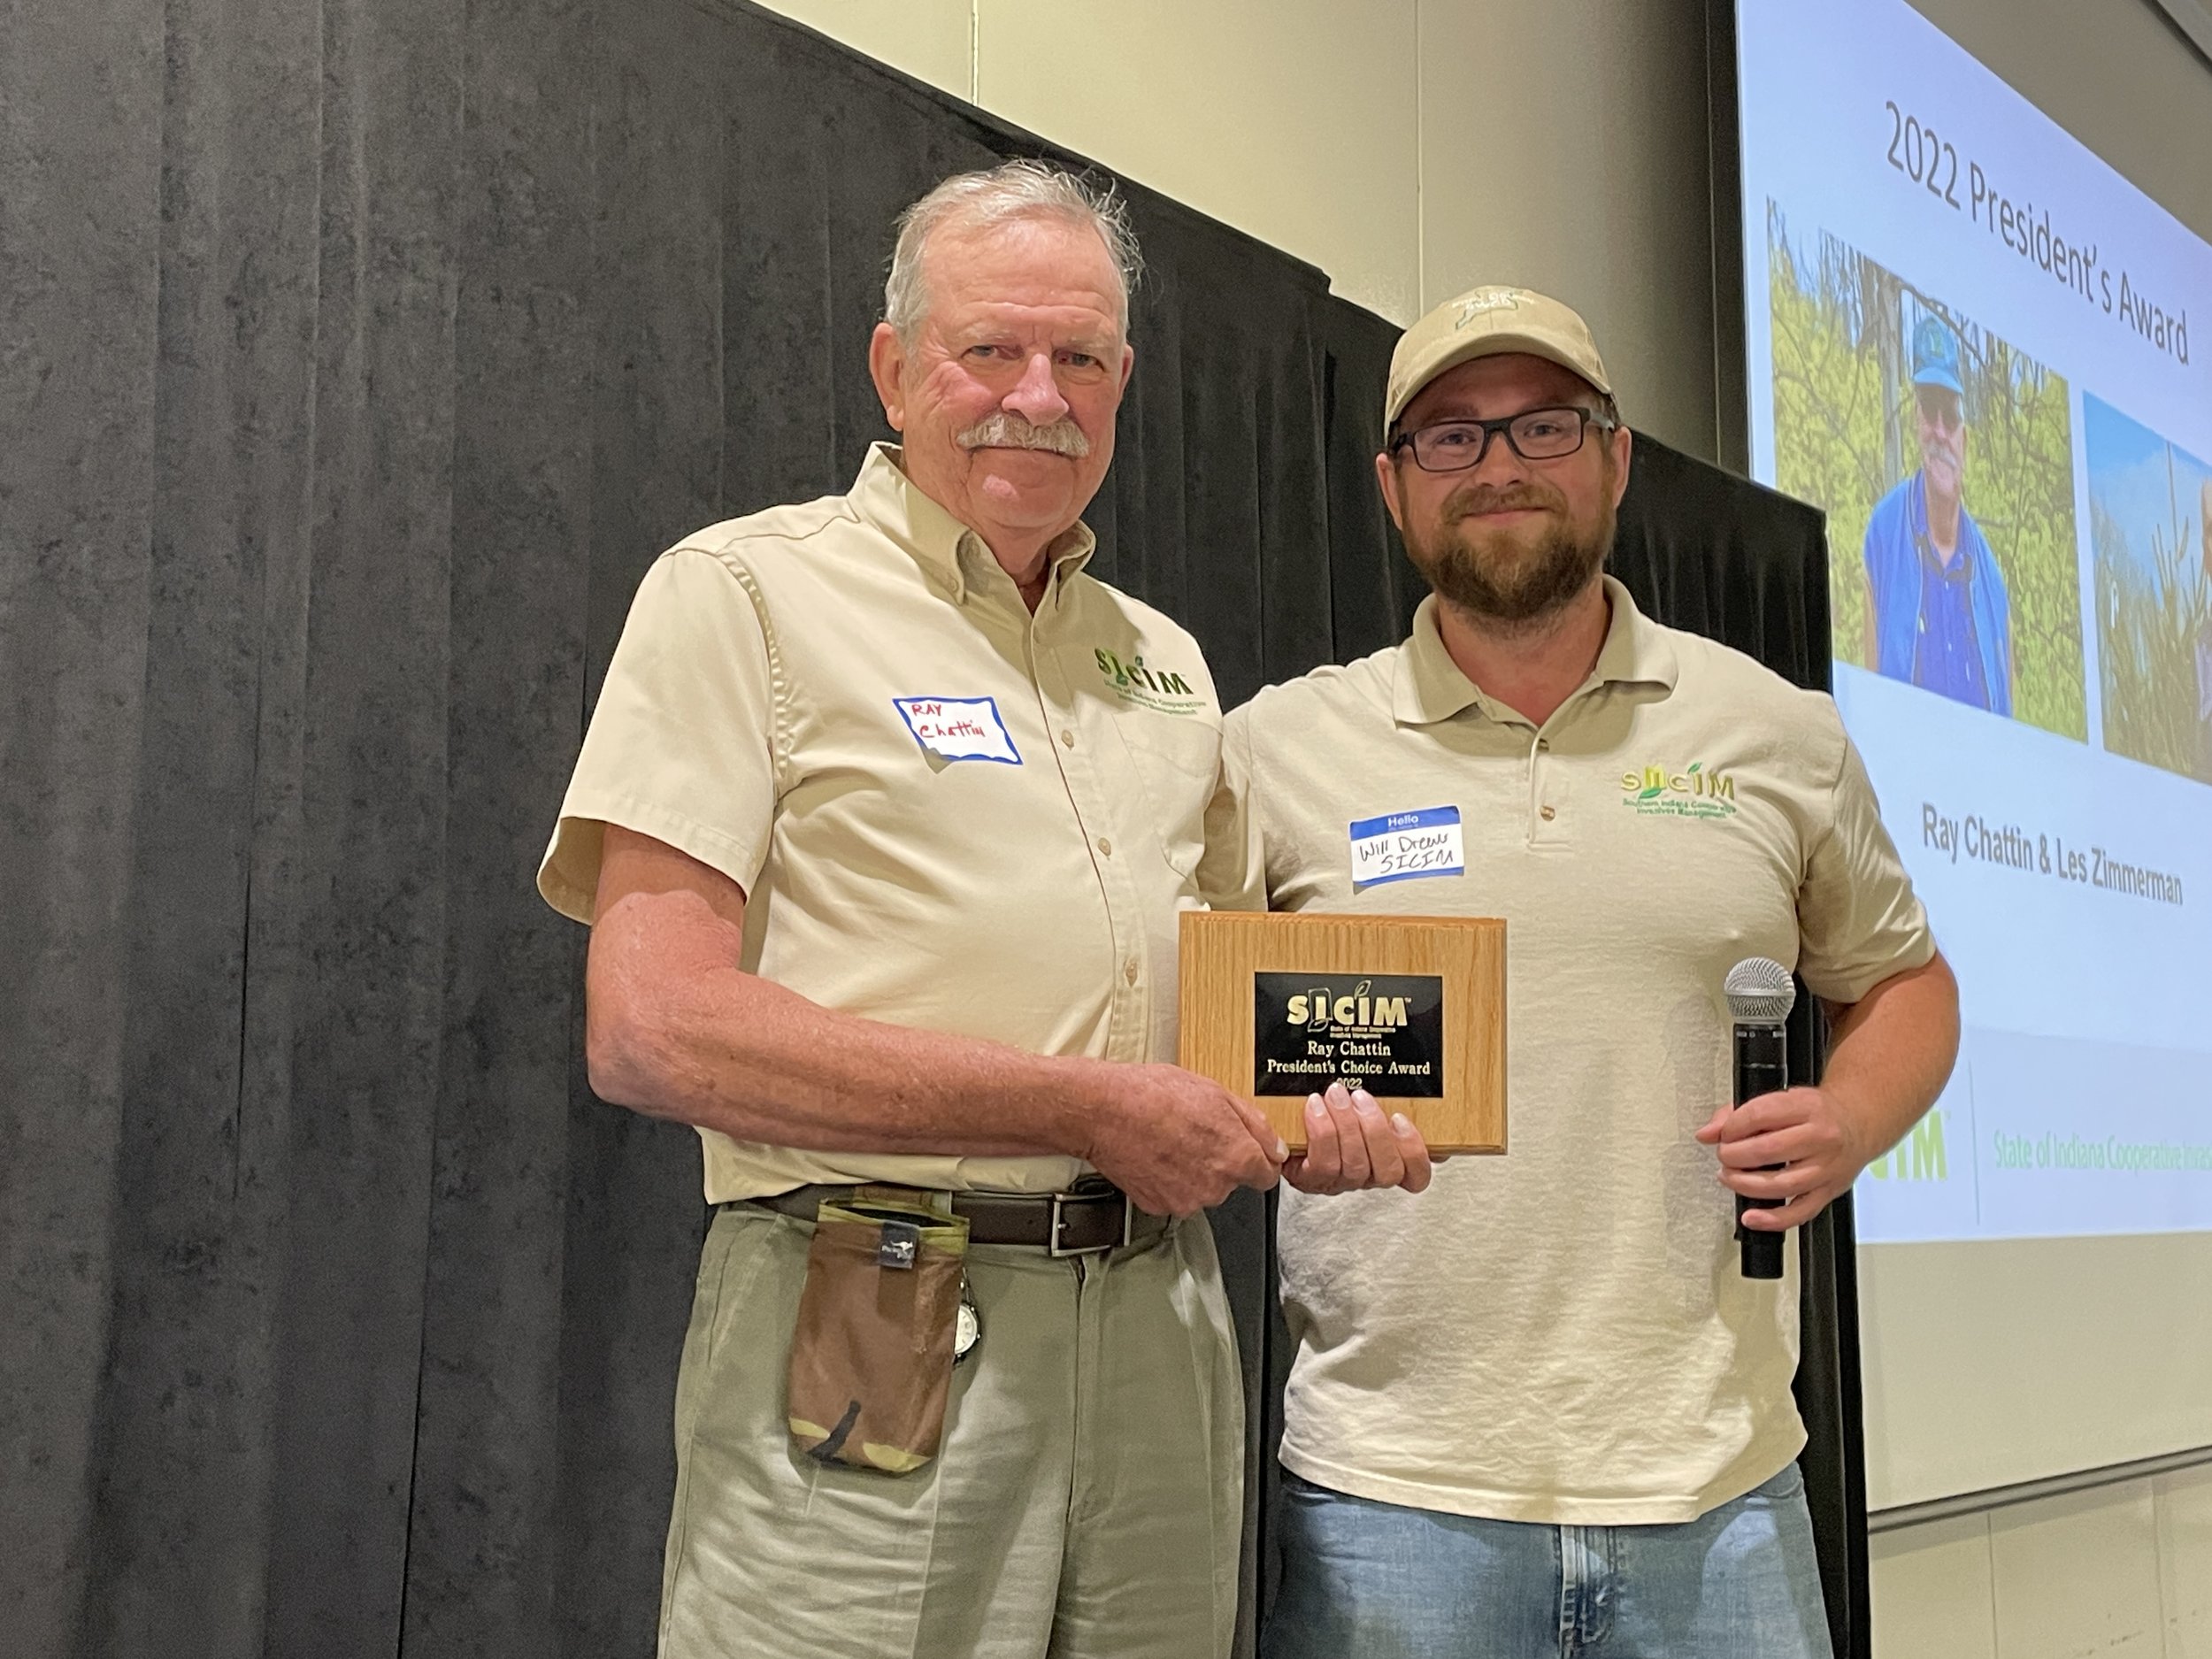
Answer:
[
  {"xmin": 1093, "ymin": 649, "xmax": 1204, "ymax": 715},
  {"xmin": 1620, "ymin": 761, "xmax": 1738, "ymax": 818}
]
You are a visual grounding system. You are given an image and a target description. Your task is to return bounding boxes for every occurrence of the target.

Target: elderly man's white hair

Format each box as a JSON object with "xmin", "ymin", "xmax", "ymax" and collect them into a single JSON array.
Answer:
[{"xmin": 884, "ymin": 160, "xmax": 1142, "ymax": 347}]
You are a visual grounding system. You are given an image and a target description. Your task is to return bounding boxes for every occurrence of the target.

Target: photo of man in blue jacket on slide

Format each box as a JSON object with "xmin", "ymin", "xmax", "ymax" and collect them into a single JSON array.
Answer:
[{"xmin": 1863, "ymin": 314, "xmax": 2014, "ymax": 715}]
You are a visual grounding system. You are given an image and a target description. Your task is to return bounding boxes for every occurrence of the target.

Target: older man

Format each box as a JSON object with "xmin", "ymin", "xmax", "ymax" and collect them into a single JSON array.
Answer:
[
  {"xmin": 535, "ymin": 163, "xmax": 1410, "ymax": 1659},
  {"xmin": 1863, "ymin": 313, "xmax": 2014, "ymax": 714},
  {"xmin": 1231, "ymin": 287, "xmax": 1962, "ymax": 1658}
]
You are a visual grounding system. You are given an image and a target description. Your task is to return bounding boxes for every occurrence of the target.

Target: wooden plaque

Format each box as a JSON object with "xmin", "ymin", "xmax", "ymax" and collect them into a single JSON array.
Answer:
[{"xmin": 1179, "ymin": 910, "xmax": 1506, "ymax": 1156}]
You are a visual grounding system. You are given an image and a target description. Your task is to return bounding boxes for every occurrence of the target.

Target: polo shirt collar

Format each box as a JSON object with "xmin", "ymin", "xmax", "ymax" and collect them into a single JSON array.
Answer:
[
  {"xmin": 849, "ymin": 442, "xmax": 1096, "ymax": 604},
  {"xmin": 1391, "ymin": 573, "xmax": 1678, "ymax": 727},
  {"xmin": 1590, "ymin": 574, "xmax": 1678, "ymax": 691}
]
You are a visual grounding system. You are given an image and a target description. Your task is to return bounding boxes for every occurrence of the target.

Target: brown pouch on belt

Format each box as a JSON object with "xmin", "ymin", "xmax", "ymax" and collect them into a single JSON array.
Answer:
[{"xmin": 787, "ymin": 1191, "xmax": 969, "ymax": 1475}]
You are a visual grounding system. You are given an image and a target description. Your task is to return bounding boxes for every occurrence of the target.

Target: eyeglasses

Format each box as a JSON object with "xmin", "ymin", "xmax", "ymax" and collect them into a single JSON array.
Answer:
[
  {"xmin": 1387, "ymin": 406, "xmax": 1617, "ymax": 472},
  {"xmin": 1916, "ymin": 392, "xmax": 1965, "ymax": 434}
]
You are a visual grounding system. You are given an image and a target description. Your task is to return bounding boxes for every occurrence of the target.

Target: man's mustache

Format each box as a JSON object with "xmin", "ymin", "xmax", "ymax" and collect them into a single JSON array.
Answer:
[
  {"xmin": 1443, "ymin": 482, "xmax": 1563, "ymax": 519},
  {"xmin": 956, "ymin": 412, "xmax": 1090, "ymax": 457}
]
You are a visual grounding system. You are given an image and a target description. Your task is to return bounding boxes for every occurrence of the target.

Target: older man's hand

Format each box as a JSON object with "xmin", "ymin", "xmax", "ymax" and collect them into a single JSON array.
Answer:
[
  {"xmin": 1283, "ymin": 1081, "xmax": 1436, "ymax": 1195},
  {"xmin": 1083, "ymin": 1064, "xmax": 1286, "ymax": 1217}
]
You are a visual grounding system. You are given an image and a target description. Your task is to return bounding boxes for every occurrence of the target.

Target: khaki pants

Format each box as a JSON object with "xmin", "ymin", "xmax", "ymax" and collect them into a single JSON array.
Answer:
[{"xmin": 658, "ymin": 1202, "xmax": 1244, "ymax": 1659}]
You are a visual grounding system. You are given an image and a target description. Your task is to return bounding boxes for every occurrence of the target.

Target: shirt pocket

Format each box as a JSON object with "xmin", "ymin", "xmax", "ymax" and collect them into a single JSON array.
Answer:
[{"xmin": 1110, "ymin": 711, "xmax": 1221, "ymax": 879}]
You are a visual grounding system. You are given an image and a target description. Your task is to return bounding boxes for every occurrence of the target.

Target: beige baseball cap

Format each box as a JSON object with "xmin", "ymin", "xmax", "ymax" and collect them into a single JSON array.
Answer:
[{"xmin": 1384, "ymin": 285, "xmax": 1611, "ymax": 434}]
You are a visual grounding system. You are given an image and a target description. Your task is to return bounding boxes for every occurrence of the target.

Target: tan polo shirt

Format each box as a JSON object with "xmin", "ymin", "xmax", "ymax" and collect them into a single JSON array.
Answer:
[
  {"xmin": 539, "ymin": 444, "xmax": 1248, "ymax": 1202},
  {"xmin": 1224, "ymin": 576, "xmax": 1935, "ymax": 1525}
]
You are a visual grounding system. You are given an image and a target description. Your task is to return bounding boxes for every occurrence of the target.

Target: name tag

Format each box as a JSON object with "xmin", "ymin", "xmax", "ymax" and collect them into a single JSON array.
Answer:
[
  {"xmin": 893, "ymin": 695, "xmax": 1022, "ymax": 764},
  {"xmin": 1349, "ymin": 806, "xmax": 1464, "ymax": 888}
]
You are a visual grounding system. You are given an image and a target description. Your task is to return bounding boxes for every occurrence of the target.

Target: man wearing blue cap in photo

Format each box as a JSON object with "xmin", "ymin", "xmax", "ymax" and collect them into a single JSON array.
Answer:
[{"xmin": 1862, "ymin": 314, "xmax": 2014, "ymax": 714}]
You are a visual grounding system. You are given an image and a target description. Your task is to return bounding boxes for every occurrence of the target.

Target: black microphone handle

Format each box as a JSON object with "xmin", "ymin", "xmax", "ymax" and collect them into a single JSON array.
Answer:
[{"xmin": 1733, "ymin": 1020, "xmax": 1788, "ymax": 1280}]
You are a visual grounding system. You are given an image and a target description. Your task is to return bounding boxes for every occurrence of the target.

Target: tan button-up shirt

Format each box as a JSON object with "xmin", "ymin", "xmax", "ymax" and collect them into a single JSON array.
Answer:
[
  {"xmin": 1225, "ymin": 578, "xmax": 1936, "ymax": 1524},
  {"xmin": 540, "ymin": 444, "xmax": 1248, "ymax": 1202}
]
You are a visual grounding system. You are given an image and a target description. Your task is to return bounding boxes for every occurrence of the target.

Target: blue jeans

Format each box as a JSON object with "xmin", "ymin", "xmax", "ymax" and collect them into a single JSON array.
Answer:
[{"xmin": 1261, "ymin": 1463, "xmax": 1834, "ymax": 1659}]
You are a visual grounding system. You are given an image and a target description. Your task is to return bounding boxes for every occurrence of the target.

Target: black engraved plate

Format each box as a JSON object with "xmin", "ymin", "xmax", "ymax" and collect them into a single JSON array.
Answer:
[{"xmin": 1251, "ymin": 972, "xmax": 1446, "ymax": 1097}]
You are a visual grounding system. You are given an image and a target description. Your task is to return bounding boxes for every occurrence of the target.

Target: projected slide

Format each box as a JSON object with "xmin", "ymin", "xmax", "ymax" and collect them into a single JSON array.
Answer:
[{"xmin": 1739, "ymin": 0, "xmax": 2212, "ymax": 1243}]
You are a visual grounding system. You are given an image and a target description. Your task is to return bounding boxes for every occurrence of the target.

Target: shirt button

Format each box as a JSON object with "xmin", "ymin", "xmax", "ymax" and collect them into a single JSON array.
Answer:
[
  {"xmin": 1096, "ymin": 836, "xmax": 1113, "ymax": 856},
  {"xmin": 1540, "ymin": 805, "xmax": 1557, "ymax": 822},
  {"xmin": 1536, "ymin": 738, "xmax": 1551, "ymax": 752},
  {"xmin": 1061, "ymin": 730, "xmax": 1076, "ymax": 748},
  {"xmin": 1124, "ymin": 959, "xmax": 1140, "ymax": 986}
]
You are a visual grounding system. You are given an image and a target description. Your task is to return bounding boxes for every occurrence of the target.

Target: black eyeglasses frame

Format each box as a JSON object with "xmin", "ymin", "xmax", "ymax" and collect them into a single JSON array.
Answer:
[{"xmin": 1386, "ymin": 404, "xmax": 1620, "ymax": 472}]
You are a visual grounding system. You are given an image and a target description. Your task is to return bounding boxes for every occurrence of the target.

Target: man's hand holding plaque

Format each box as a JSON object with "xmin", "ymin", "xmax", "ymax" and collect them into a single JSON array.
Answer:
[
  {"xmin": 1284, "ymin": 1079, "xmax": 1437, "ymax": 1195},
  {"xmin": 1073, "ymin": 1060, "xmax": 1287, "ymax": 1218}
]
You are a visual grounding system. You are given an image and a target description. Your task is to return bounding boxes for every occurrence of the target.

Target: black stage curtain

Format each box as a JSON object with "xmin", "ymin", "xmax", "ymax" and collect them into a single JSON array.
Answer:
[{"xmin": 0, "ymin": 1, "xmax": 1859, "ymax": 1655}]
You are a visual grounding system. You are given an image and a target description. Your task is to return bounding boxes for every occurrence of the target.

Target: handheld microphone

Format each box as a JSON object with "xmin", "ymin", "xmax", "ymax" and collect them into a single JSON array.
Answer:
[{"xmin": 1724, "ymin": 957, "xmax": 1796, "ymax": 1280}]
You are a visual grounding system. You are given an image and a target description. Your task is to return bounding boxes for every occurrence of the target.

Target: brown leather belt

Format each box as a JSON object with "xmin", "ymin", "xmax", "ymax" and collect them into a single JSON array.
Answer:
[{"xmin": 741, "ymin": 1179, "xmax": 1166, "ymax": 1256}]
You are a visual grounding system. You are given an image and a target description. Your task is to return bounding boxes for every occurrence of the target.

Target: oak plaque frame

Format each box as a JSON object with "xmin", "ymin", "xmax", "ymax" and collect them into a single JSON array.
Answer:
[{"xmin": 1179, "ymin": 910, "xmax": 1507, "ymax": 1156}]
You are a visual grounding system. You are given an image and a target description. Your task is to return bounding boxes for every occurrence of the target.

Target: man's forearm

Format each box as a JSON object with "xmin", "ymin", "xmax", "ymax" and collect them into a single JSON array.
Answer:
[
  {"xmin": 1820, "ymin": 950, "xmax": 1962, "ymax": 1164},
  {"xmin": 587, "ymin": 905, "xmax": 1105, "ymax": 1162}
]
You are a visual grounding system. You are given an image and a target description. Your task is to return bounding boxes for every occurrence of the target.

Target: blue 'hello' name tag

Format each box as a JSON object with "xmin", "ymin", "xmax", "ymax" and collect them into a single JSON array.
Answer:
[{"xmin": 1348, "ymin": 806, "xmax": 1465, "ymax": 887}]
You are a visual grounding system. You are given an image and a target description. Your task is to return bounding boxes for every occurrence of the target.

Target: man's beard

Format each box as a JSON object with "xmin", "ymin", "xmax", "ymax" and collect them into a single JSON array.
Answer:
[{"xmin": 1404, "ymin": 480, "xmax": 1616, "ymax": 627}]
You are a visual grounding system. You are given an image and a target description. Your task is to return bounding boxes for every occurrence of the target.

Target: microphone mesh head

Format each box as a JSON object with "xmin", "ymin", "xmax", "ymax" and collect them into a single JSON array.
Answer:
[{"xmin": 1724, "ymin": 957, "xmax": 1797, "ymax": 1025}]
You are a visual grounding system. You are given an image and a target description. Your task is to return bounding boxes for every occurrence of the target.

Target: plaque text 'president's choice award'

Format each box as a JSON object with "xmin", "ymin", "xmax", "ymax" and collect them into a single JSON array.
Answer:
[
  {"xmin": 1251, "ymin": 973, "xmax": 1446, "ymax": 1097},
  {"xmin": 1179, "ymin": 912, "xmax": 1506, "ymax": 1156}
]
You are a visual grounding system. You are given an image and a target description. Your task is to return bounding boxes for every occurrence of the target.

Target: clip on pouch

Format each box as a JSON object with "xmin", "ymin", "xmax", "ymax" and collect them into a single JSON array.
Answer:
[{"xmin": 787, "ymin": 1190, "xmax": 970, "ymax": 1475}]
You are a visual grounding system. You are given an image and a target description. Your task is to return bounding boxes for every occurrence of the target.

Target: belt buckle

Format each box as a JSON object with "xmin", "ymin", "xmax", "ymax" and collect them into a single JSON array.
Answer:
[{"xmin": 1048, "ymin": 1188, "xmax": 1132, "ymax": 1257}]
